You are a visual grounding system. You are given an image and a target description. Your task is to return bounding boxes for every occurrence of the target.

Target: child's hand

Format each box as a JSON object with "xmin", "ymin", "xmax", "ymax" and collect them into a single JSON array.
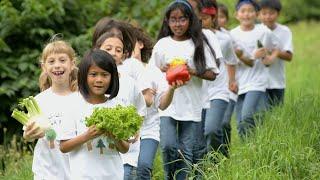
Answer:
[
  {"xmin": 261, "ymin": 55, "xmax": 276, "ymax": 66},
  {"xmin": 235, "ymin": 49, "xmax": 243, "ymax": 58},
  {"xmin": 229, "ymin": 80, "xmax": 238, "ymax": 94},
  {"xmin": 254, "ymin": 48, "xmax": 267, "ymax": 59},
  {"xmin": 85, "ymin": 125, "xmax": 103, "ymax": 140},
  {"xmin": 23, "ymin": 120, "xmax": 45, "ymax": 141},
  {"xmin": 160, "ymin": 63, "xmax": 170, "ymax": 72},
  {"xmin": 128, "ymin": 133, "xmax": 140, "ymax": 143},
  {"xmin": 170, "ymin": 80, "xmax": 187, "ymax": 90}
]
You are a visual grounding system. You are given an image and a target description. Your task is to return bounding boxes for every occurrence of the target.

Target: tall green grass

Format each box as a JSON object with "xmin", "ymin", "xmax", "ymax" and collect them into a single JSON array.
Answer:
[
  {"xmin": 188, "ymin": 21, "xmax": 320, "ymax": 179},
  {"xmin": 1, "ymin": 22, "xmax": 320, "ymax": 179}
]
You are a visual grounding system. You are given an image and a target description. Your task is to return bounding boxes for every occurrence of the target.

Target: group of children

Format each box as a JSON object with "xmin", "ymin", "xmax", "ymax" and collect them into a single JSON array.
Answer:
[{"xmin": 21, "ymin": 0, "xmax": 293, "ymax": 179}]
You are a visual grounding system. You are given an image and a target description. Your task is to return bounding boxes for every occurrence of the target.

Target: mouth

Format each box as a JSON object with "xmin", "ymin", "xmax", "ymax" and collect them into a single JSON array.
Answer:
[{"xmin": 52, "ymin": 71, "xmax": 65, "ymax": 76}]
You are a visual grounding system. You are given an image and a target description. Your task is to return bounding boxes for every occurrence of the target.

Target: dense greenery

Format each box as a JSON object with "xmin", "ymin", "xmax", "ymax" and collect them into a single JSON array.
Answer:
[
  {"xmin": 2, "ymin": 21, "xmax": 320, "ymax": 179},
  {"xmin": 1, "ymin": 0, "xmax": 320, "ymax": 136}
]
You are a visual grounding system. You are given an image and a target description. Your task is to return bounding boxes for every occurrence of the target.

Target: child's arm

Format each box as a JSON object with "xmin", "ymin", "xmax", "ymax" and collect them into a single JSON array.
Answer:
[
  {"xmin": 113, "ymin": 139, "xmax": 130, "ymax": 154},
  {"xmin": 262, "ymin": 49, "xmax": 280, "ymax": 66},
  {"xmin": 105, "ymin": 132, "xmax": 129, "ymax": 153},
  {"xmin": 60, "ymin": 125, "xmax": 102, "ymax": 153},
  {"xmin": 159, "ymin": 80, "xmax": 186, "ymax": 110},
  {"xmin": 278, "ymin": 50, "xmax": 293, "ymax": 62},
  {"xmin": 236, "ymin": 49, "xmax": 254, "ymax": 67},
  {"xmin": 226, "ymin": 64, "xmax": 238, "ymax": 94},
  {"xmin": 188, "ymin": 68, "xmax": 217, "ymax": 81}
]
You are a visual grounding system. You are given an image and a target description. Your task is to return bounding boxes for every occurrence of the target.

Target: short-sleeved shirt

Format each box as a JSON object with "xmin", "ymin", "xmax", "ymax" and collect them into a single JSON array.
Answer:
[
  {"xmin": 150, "ymin": 29, "xmax": 220, "ymax": 122},
  {"xmin": 58, "ymin": 94, "xmax": 124, "ymax": 180},
  {"xmin": 267, "ymin": 23, "xmax": 293, "ymax": 89},
  {"xmin": 32, "ymin": 88, "xmax": 79, "ymax": 180},
  {"xmin": 230, "ymin": 24, "xmax": 282, "ymax": 95},
  {"xmin": 203, "ymin": 30, "xmax": 238, "ymax": 105}
]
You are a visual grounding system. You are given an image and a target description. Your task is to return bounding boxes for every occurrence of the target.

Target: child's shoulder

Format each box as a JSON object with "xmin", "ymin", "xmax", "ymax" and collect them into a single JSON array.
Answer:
[{"xmin": 275, "ymin": 23, "xmax": 292, "ymax": 34}]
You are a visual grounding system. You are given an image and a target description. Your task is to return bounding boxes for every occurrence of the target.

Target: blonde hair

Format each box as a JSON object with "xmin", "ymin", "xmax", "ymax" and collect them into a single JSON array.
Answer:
[{"xmin": 39, "ymin": 40, "xmax": 78, "ymax": 92}]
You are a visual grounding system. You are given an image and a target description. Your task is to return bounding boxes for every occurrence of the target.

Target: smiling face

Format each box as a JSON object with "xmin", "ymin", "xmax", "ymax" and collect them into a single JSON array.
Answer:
[
  {"xmin": 99, "ymin": 37, "xmax": 124, "ymax": 65},
  {"xmin": 259, "ymin": 7, "xmax": 279, "ymax": 29},
  {"xmin": 42, "ymin": 53, "xmax": 74, "ymax": 86},
  {"xmin": 236, "ymin": 4, "xmax": 257, "ymax": 29},
  {"xmin": 87, "ymin": 64, "xmax": 111, "ymax": 101},
  {"xmin": 168, "ymin": 8, "xmax": 190, "ymax": 41}
]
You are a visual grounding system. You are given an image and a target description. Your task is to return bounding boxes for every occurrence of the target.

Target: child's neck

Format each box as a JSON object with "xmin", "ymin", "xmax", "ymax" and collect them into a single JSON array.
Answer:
[
  {"xmin": 266, "ymin": 23, "xmax": 277, "ymax": 30},
  {"xmin": 51, "ymin": 83, "xmax": 72, "ymax": 96},
  {"xmin": 86, "ymin": 95, "xmax": 107, "ymax": 104},
  {"xmin": 240, "ymin": 24, "xmax": 255, "ymax": 31}
]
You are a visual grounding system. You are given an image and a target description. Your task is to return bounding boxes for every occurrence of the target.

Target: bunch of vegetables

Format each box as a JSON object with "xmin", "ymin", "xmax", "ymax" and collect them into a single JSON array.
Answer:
[
  {"xmin": 166, "ymin": 58, "xmax": 190, "ymax": 85},
  {"xmin": 85, "ymin": 105, "xmax": 143, "ymax": 141},
  {"xmin": 11, "ymin": 96, "xmax": 55, "ymax": 147},
  {"xmin": 11, "ymin": 96, "xmax": 51, "ymax": 130}
]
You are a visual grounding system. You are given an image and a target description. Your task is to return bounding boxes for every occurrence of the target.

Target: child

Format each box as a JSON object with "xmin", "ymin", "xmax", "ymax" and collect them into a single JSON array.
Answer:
[
  {"xmin": 150, "ymin": 1, "xmax": 219, "ymax": 179},
  {"xmin": 130, "ymin": 27, "xmax": 185, "ymax": 179},
  {"xmin": 230, "ymin": 0, "xmax": 281, "ymax": 137},
  {"xmin": 23, "ymin": 39, "xmax": 78, "ymax": 180},
  {"xmin": 217, "ymin": 3, "xmax": 229, "ymax": 30},
  {"xmin": 199, "ymin": 0, "xmax": 238, "ymax": 157},
  {"xmin": 59, "ymin": 49, "xmax": 129, "ymax": 180},
  {"xmin": 258, "ymin": 0, "xmax": 293, "ymax": 107},
  {"xmin": 94, "ymin": 31, "xmax": 148, "ymax": 180}
]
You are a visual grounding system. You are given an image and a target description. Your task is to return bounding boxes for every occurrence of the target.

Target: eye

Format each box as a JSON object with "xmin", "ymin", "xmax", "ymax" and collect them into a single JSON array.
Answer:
[
  {"xmin": 102, "ymin": 72, "xmax": 110, "ymax": 77},
  {"xmin": 88, "ymin": 72, "xmax": 97, "ymax": 77},
  {"xmin": 47, "ymin": 59, "xmax": 55, "ymax": 64}
]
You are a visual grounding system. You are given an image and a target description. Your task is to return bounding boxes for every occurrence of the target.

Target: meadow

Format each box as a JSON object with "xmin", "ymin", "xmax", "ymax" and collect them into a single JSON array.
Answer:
[{"xmin": 1, "ymin": 21, "xmax": 320, "ymax": 180}]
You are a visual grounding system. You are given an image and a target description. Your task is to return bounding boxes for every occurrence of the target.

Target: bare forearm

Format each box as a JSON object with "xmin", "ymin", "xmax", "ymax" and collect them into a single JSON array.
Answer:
[
  {"xmin": 195, "ymin": 70, "xmax": 217, "ymax": 81},
  {"xmin": 239, "ymin": 55, "xmax": 254, "ymax": 67},
  {"xmin": 114, "ymin": 140, "xmax": 129, "ymax": 153},
  {"xmin": 159, "ymin": 88, "xmax": 175, "ymax": 110},
  {"xmin": 60, "ymin": 133, "xmax": 89, "ymax": 153},
  {"xmin": 278, "ymin": 51, "xmax": 293, "ymax": 61},
  {"xmin": 226, "ymin": 64, "xmax": 236, "ymax": 82}
]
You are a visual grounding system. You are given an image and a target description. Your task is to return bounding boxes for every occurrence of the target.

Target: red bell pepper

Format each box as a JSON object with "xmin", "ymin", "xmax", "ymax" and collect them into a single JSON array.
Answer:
[{"xmin": 166, "ymin": 64, "xmax": 190, "ymax": 85}]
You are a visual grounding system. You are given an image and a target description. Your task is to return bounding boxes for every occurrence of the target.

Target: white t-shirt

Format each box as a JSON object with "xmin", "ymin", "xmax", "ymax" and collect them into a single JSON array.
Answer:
[
  {"xmin": 150, "ymin": 29, "xmax": 219, "ymax": 122},
  {"xmin": 203, "ymin": 30, "xmax": 238, "ymax": 105},
  {"xmin": 58, "ymin": 94, "xmax": 124, "ymax": 180},
  {"xmin": 230, "ymin": 24, "xmax": 281, "ymax": 95},
  {"xmin": 32, "ymin": 88, "xmax": 78, "ymax": 180},
  {"xmin": 118, "ymin": 57, "xmax": 147, "ymax": 90},
  {"xmin": 267, "ymin": 23, "xmax": 293, "ymax": 89},
  {"xmin": 116, "ymin": 74, "xmax": 147, "ymax": 167},
  {"xmin": 140, "ymin": 65, "xmax": 168, "ymax": 141}
]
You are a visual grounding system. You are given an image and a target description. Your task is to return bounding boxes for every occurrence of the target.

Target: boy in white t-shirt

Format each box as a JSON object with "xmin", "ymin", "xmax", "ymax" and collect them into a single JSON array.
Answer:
[
  {"xmin": 230, "ymin": 0, "xmax": 282, "ymax": 138},
  {"xmin": 258, "ymin": 0, "xmax": 294, "ymax": 107}
]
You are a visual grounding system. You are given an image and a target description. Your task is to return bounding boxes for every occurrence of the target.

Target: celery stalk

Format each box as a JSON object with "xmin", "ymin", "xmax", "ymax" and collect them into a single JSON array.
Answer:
[{"xmin": 11, "ymin": 109, "xmax": 29, "ymax": 125}]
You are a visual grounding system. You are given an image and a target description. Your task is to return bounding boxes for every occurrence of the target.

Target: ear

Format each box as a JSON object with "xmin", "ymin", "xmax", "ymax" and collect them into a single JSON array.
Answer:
[
  {"xmin": 138, "ymin": 41, "xmax": 144, "ymax": 49},
  {"xmin": 41, "ymin": 62, "xmax": 47, "ymax": 73}
]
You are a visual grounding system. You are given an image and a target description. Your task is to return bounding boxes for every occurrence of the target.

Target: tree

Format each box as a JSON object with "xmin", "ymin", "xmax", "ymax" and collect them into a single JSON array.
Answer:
[{"xmin": 96, "ymin": 139, "xmax": 106, "ymax": 154}]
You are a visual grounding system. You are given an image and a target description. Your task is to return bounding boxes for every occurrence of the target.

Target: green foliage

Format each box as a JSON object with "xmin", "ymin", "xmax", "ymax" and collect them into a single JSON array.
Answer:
[{"xmin": 85, "ymin": 105, "xmax": 143, "ymax": 140}]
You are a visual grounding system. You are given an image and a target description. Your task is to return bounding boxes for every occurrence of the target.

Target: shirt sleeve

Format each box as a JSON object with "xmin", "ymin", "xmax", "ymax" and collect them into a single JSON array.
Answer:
[
  {"xmin": 262, "ymin": 28, "xmax": 282, "ymax": 51},
  {"xmin": 203, "ymin": 29, "xmax": 221, "ymax": 74},
  {"xmin": 283, "ymin": 27, "xmax": 294, "ymax": 53},
  {"xmin": 149, "ymin": 42, "xmax": 165, "ymax": 69},
  {"xmin": 133, "ymin": 82, "xmax": 147, "ymax": 117},
  {"xmin": 223, "ymin": 37, "xmax": 238, "ymax": 65}
]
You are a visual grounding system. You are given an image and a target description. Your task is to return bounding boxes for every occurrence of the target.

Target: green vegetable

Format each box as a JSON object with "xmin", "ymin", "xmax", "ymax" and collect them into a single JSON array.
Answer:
[
  {"xmin": 11, "ymin": 96, "xmax": 41, "ymax": 125},
  {"xmin": 46, "ymin": 128, "xmax": 57, "ymax": 149},
  {"xmin": 45, "ymin": 129, "xmax": 57, "ymax": 141},
  {"xmin": 11, "ymin": 96, "xmax": 51, "ymax": 130},
  {"xmin": 85, "ymin": 105, "xmax": 143, "ymax": 140},
  {"xmin": 257, "ymin": 40, "xmax": 264, "ymax": 48}
]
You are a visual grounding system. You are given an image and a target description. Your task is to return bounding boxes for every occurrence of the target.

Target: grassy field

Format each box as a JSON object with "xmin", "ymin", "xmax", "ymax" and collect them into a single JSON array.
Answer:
[{"xmin": 1, "ymin": 21, "xmax": 320, "ymax": 179}]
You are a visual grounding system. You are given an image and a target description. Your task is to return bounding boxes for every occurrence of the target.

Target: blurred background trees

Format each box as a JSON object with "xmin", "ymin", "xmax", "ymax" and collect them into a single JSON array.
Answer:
[{"xmin": 1, "ymin": 0, "xmax": 319, "ymax": 139}]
